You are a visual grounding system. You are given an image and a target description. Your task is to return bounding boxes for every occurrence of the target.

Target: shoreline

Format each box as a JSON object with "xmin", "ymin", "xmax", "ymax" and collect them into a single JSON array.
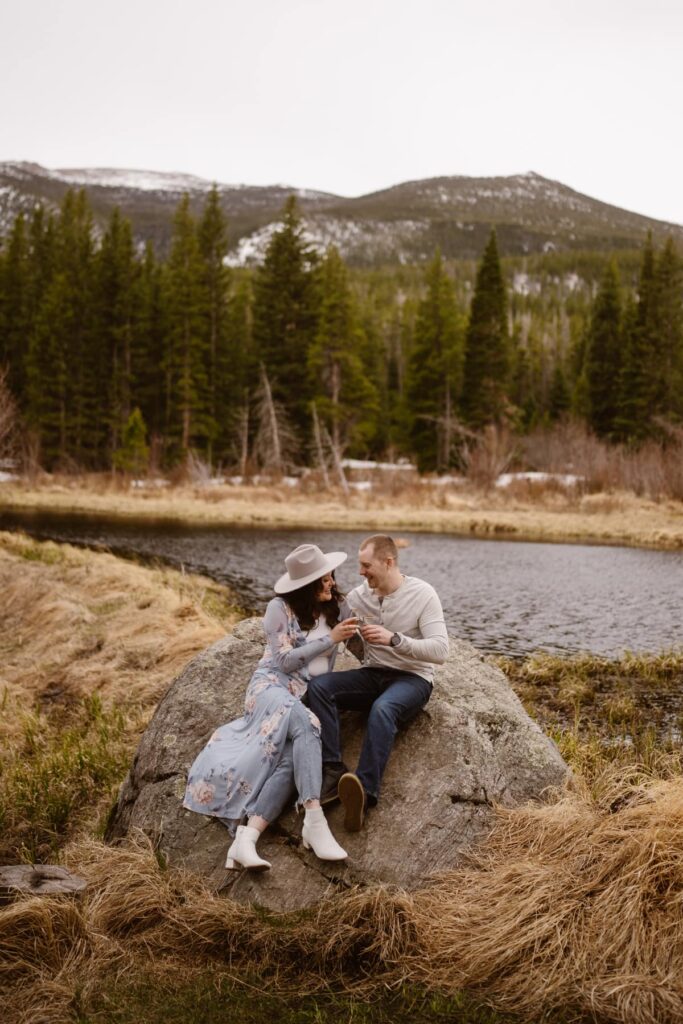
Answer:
[{"xmin": 1, "ymin": 481, "xmax": 682, "ymax": 550}]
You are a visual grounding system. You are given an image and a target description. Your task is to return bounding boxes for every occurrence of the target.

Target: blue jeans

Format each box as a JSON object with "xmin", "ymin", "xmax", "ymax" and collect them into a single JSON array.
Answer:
[
  {"xmin": 306, "ymin": 668, "xmax": 432, "ymax": 804},
  {"xmin": 244, "ymin": 700, "xmax": 322, "ymax": 823}
]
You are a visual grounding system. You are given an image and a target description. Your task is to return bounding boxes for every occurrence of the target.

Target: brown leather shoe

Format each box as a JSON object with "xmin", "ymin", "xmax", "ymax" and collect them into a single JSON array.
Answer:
[{"xmin": 338, "ymin": 772, "xmax": 366, "ymax": 831}]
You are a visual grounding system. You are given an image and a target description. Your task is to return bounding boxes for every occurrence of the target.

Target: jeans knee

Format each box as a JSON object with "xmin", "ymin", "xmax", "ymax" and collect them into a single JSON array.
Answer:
[
  {"xmin": 306, "ymin": 674, "xmax": 331, "ymax": 701},
  {"xmin": 289, "ymin": 700, "xmax": 309, "ymax": 727},
  {"xmin": 289, "ymin": 700, "xmax": 322, "ymax": 741},
  {"xmin": 305, "ymin": 677, "xmax": 321, "ymax": 701},
  {"xmin": 368, "ymin": 701, "xmax": 399, "ymax": 730}
]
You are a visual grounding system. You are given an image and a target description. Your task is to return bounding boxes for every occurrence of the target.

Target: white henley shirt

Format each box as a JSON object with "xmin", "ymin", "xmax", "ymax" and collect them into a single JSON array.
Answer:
[{"xmin": 345, "ymin": 575, "xmax": 449, "ymax": 684}]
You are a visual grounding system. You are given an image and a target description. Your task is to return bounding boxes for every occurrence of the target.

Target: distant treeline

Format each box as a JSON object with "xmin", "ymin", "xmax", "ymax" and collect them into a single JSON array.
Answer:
[{"xmin": 0, "ymin": 188, "xmax": 681, "ymax": 473}]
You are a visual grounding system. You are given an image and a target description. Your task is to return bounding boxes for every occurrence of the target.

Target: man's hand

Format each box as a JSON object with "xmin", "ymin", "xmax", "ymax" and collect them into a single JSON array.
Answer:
[{"xmin": 360, "ymin": 624, "xmax": 393, "ymax": 646}]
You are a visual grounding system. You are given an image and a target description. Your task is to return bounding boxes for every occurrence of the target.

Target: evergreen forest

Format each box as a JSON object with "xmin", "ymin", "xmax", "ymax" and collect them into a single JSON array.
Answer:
[{"xmin": 0, "ymin": 187, "xmax": 681, "ymax": 476}]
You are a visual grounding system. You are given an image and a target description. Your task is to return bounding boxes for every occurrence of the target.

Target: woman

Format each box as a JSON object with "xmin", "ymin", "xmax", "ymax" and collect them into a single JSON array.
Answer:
[{"xmin": 183, "ymin": 543, "xmax": 358, "ymax": 871}]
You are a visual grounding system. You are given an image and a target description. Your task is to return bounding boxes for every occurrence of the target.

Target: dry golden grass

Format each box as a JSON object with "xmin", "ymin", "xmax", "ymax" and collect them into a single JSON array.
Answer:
[
  {"xmin": 0, "ymin": 532, "xmax": 242, "ymax": 863},
  {"xmin": 412, "ymin": 768, "xmax": 683, "ymax": 1024},
  {"xmin": 1, "ymin": 476, "xmax": 683, "ymax": 549},
  {"xmin": 0, "ymin": 530, "xmax": 239, "ymax": 737},
  {"xmin": 4, "ymin": 768, "xmax": 683, "ymax": 1023}
]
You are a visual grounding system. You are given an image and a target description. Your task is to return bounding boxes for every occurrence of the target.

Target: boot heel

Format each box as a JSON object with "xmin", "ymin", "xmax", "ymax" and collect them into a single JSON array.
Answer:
[
  {"xmin": 225, "ymin": 857, "xmax": 238, "ymax": 869},
  {"xmin": 302, "ymin": 839, "xmax": 311, "ymax": 850}
]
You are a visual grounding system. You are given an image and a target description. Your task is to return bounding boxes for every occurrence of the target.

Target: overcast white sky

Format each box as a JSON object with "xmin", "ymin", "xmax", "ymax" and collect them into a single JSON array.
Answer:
[{"xmin": 2, "ymin": 0, "xmax": 682, "ymax": 223}]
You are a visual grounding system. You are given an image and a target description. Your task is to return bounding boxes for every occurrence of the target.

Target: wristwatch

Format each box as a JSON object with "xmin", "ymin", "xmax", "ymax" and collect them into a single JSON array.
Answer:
[{"xmin": 389, "ymin": 632, "xmax": 402, "ymax": 648}]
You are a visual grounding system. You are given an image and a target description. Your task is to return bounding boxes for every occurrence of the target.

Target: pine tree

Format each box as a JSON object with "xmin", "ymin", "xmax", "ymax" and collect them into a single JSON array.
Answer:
[
  {"xmin": 653, "ymin": 238, "xmax": 683, "ymax": 421},
  {"xmin": 60, "ymin": 190, "xmax": 98, "ymax": 464},
  {"xmin": 26, "ymin": 190, "xmax": 97, "ymax": 466},
  {"xmin": 584, "ymin": 259, "xmax": 623, "ymax": 438},
  {"xmin": 307, "ymin": 246, "xmax": 378, "ymax": 457},
  {"xmin": 113, "ymin": 407, "xmax": 149, "ymax": 475},
  {"xmin": 387, "ymin": 299, "xmax": 417, "ymax": 457},
  {"xmin": 253, "ymin": 196, "xmax": 317, "ymax": 440},
  {"xmin": 614, "ymin": 240, "xmax": 656, "ymax": 440},
  {"xmin": 461, "ymin": 230, "xmax": 509, "ymax": 428},
  {"xmin": 0, "ymin": 213, "xmax": 30, "ymax": 402},
  {"xmin": 407, "ymin": 250, "xmax": 464, "ymax": 470},
  {"xmin": 26, "ymin": 272, "xmax": 71, "ymax": 464},
  {"xmin": 132, "ymin": 242, "xmax": 166, "ymax": 451},
  {"xmin": 510, "ymin": 337, "xmax": 537, "ymax": 429},
  {"xmin": 95, "ymin": 208, "xmax": 139, "ymax": 461},
  {"xmin": 548, "ymin": 362, "xmax": 571, "ymax": 420},
  {"xmin": 164, "ymin": 195, "xmax": 212, "ymax": 459},
  {"xmin": 198, "ymin": 186, "xmax": 230, "ymax": 464},
  {"xmin": 223, "ymin": 275, "xmax": 257, "ymax": 465}
]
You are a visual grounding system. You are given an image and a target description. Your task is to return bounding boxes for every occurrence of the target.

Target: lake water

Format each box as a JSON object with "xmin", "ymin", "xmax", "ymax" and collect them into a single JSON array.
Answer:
[{"xmin": 2, "ymin": 508, "xmax": 681, "ymax": 659}]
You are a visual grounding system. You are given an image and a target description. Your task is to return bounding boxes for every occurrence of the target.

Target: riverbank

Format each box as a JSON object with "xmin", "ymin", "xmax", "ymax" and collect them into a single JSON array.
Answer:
[
  {"xmin": 3, "ymin": 534, "xmax": 683, "ymax": 1024},
  {"xmin": 2, "ymin": 477, "xmax": 683, "ymax": 549}
]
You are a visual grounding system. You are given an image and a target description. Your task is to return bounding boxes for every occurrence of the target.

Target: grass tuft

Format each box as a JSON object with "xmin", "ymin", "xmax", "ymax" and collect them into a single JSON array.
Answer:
[{"xmin": 0, "ymin": 696, "xmax": 131, "ymax": 862}]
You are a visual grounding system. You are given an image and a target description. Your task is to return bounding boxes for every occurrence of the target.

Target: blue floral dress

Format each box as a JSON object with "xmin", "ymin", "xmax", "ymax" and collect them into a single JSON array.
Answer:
[{"xmin": 183, "ymin": 596, "xmax": 344, "ymax": 827}]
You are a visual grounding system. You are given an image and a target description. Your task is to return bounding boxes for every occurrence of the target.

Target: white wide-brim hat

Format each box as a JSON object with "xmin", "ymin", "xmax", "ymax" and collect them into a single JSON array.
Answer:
[{"xmin": 274, "ymin": 543, "xmax": 347, "ymax": 594}]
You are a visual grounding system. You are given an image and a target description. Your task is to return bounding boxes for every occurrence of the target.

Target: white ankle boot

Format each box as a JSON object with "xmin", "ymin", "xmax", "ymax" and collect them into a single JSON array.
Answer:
[
  {"xmin": 302, "ymin": 807, "xmax": 348, "ymax": 861},
  {"xmin": 225, "ymin": 825, "xmax": 271, "ymax": 871}
]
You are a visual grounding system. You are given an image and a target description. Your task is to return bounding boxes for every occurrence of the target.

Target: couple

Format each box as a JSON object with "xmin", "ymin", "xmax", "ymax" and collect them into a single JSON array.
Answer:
[{"xmin": 183, "ymin": 534, "xmax": 448, "ymax": 871}]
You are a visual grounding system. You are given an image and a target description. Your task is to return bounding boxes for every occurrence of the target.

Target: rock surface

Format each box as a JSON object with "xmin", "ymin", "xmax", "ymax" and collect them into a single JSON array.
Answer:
[
  {"xmin": 0, "ymin": 865, "xmax": 87, "ymax": 903},
  {"xmin": 107, "ymin": 618, "xmax": 569, "ymax": 911}
]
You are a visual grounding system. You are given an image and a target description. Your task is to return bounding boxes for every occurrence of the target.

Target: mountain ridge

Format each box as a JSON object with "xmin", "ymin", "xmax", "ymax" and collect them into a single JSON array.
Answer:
[{"xmin": 1, "ymin": 160, "xmax": 681, "ymax": 266}]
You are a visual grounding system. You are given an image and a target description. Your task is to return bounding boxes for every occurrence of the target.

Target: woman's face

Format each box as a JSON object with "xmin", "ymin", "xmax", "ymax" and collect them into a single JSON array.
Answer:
[{"xmin": 316, "ymin": 573, "xmax": 334, "ymax": 602}]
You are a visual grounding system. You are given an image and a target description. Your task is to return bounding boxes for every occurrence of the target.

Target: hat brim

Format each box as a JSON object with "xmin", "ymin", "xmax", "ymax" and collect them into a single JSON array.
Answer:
[{"xmin": 274, "ymin": 550, "xmax": 348, "ymax": 594}]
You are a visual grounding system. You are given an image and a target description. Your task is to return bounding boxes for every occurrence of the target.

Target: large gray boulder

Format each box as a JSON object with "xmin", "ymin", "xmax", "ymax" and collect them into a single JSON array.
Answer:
[{"xmin": 107, "ymin": 618, "xmax": 569, "ymax": 911}]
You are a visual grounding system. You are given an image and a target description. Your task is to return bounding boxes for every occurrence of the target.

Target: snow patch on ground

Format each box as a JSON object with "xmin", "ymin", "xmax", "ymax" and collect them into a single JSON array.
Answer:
[
  {"xmin": 496, "ymin": 471, "xmax": 582, "ymax": 488},
  {"xmin": 130, "ymin": 478, "xmax": 170, "ymax": 489},
  {"xmin": 341, "ymin": 458, "xmax": 417, "ymax": 472}
]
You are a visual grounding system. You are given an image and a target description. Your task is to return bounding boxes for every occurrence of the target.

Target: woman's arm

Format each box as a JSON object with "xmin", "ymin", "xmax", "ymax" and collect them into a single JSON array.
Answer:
[{"xmin": 263, "ymin": 598, "xmax": 336, "ymax": 675}]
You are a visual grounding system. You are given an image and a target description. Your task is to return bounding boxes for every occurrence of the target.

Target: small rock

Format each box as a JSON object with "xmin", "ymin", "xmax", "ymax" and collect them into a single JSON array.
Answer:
[{"xmin": 0, "ymin": 864, "xmax": 87, "ymax": 903}]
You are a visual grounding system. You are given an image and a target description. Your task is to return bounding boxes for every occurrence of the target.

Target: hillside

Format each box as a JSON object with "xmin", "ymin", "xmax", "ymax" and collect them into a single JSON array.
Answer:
[{"xmin": 1, "ymin": 160, "xmax": 681, "ymax": 265}]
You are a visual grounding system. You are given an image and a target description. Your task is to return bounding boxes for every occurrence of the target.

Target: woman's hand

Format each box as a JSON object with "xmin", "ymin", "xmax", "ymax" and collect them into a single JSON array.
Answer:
[{"xmin": 330, "ymin": 617, "xmax": 360, "ymax": 644}]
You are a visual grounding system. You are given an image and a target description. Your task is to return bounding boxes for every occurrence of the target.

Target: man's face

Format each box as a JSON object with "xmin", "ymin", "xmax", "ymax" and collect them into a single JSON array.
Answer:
[{"xmin": 359, "ymin": 545, "xmax": 390, "ymax": 590}]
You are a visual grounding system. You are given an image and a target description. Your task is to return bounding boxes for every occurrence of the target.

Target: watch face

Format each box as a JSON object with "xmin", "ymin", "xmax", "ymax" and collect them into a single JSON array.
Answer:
[{"xmin": 390, "ymin": 633, "xmax": 400, "ymax": 647}]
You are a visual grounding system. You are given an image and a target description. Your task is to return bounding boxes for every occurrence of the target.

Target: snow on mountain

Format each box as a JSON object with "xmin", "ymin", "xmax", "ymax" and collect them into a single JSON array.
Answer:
[
  {"xmin": 2, "ymin": 161, "xmax": 682, "ymax": 266},
  {"xmin": 53, "ymin": 167, "xmax": 221, "ymax": 192},
  {"xmin": 225, "ymin": 214, "xmax": 430, "ymax": 267}
]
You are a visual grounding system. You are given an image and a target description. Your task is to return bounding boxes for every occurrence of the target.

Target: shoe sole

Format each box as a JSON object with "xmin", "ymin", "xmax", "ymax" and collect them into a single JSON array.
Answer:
[
  {"xmin": 338, "ymin": 774, "xmax": 365, "ymax": 832},
  {"xmin": 225, "ymin": 858, "xmax": 270, "ymax": 871}
]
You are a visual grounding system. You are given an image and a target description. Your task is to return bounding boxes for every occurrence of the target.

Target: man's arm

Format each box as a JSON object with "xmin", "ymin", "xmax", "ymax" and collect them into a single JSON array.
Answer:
[
  {"xmin": 360, "ymin": 589, "xmax": 449, "ymax": 664},
  {"xmin": 395, "ymin": 590, "xmax": 449, "ymax": 664},
  {"xmin": 394, "ymin": 618, "xmax": 449, "ymax": 663}
]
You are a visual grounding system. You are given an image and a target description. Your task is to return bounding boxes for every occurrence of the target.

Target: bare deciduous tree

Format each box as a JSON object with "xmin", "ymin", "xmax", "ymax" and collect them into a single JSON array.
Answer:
[
  {"xmin": 461, "ymin": 424, "xmax": 518, "ymax": 489},
  {"xmin": 310, "ymin": 402, "xmax": 331, "ymax": 489},
  {"xmin": 321, "ymin": 422, "xmax": 349, "ymax": 497},
  {"xmin": 253, "ymin": 364, "xmax": 299, "ymax": 477}
]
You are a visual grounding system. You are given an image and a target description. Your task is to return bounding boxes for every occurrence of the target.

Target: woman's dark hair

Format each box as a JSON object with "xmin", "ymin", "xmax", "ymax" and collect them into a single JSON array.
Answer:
[{"xmin": 285, "ymin": 572, "xmax": 344, "ymax": 631}]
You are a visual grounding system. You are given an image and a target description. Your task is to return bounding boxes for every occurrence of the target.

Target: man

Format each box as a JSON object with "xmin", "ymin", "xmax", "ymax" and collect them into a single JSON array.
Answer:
[{"xmin": 306, "ymin": 534, "xmax": 448, "ymax": 831}]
